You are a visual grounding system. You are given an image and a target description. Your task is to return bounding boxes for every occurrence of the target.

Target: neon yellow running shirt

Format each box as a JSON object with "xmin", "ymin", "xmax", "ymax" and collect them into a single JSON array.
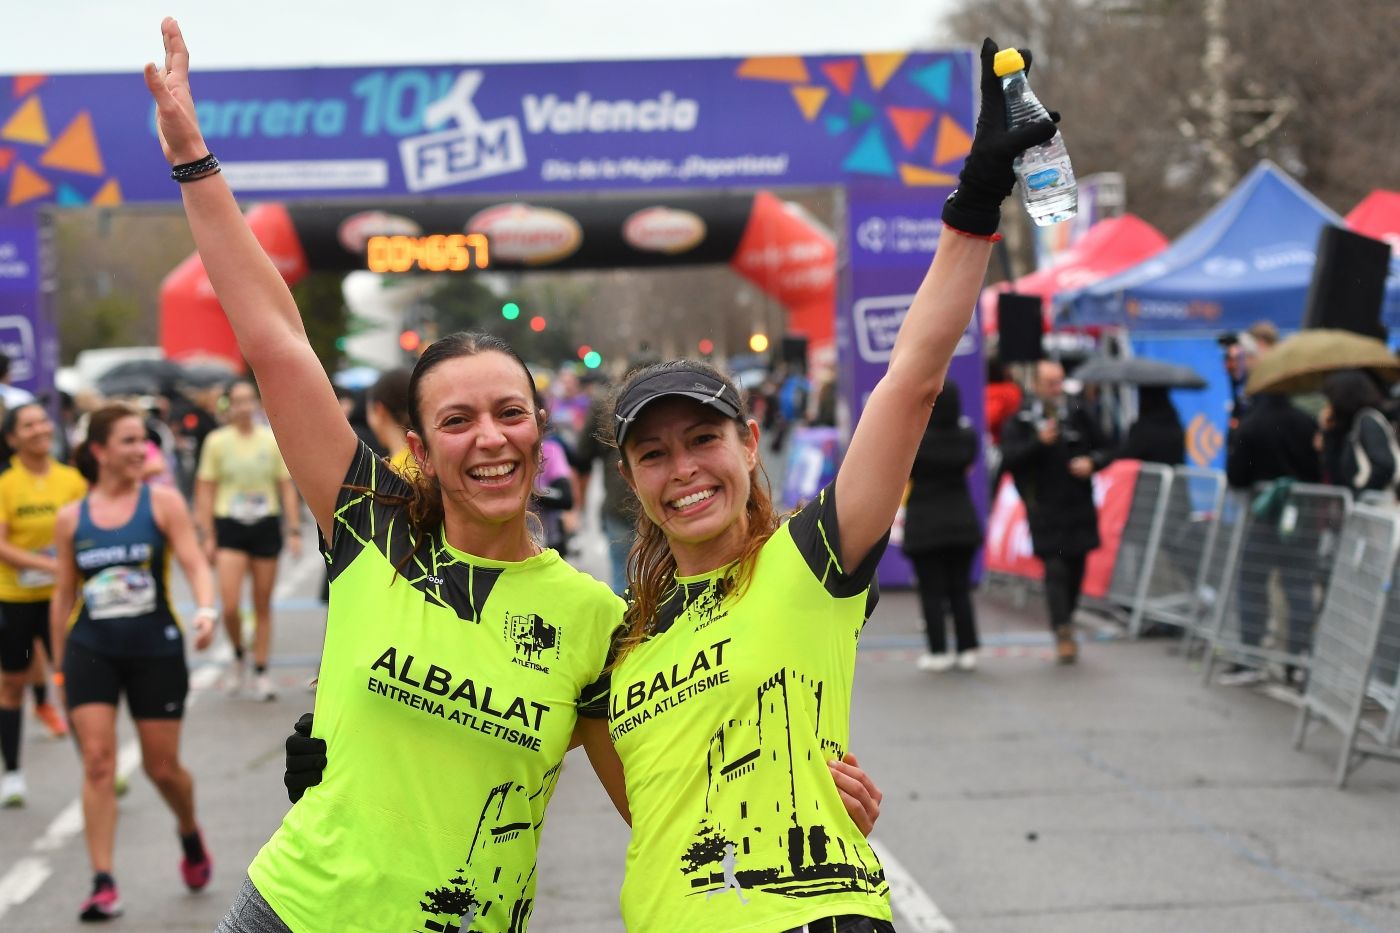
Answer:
[
  {"xmin": 249, "ymin": 443, "xmax": 622, "ymax": 933},
  {"xmin": 586, "ymin": 484, "xmax": 892, "ymax": 932}
]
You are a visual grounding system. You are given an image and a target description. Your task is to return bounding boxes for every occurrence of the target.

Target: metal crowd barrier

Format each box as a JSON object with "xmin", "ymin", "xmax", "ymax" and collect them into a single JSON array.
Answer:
[
  {"xmin": 1202, "ymin": 482, "xmax": 1351, "ymax": 684},
  {"xmin": 1293, "ymin": 503, "xmax": 1400, "ymax": 787},
  {"xmin": 1104, "ymin": 462, "xmax": 1174, "ymax": 627},
  {"xmin": 1368, "ymin": 551, "xmax": 1400, "ymax": 746},
  {"xmin": 1128, "ymin": 466, "xmax": 1227, "ymax": 639}
]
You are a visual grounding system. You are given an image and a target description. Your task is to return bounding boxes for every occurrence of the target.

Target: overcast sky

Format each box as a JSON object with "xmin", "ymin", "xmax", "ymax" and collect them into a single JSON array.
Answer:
[{"xmin": 3, "ymin": 1, "xmax": 961, "ymax": 73}]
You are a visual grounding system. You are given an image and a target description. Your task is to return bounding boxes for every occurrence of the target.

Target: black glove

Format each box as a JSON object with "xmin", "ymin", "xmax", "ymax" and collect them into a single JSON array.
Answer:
[
  {"xmin": 942, "ymin": 38, "xmax": 1061, "ymax": 237},
  {"xmin": 284, "ymin": 712, "xmax": 327, "ymax": 804}
]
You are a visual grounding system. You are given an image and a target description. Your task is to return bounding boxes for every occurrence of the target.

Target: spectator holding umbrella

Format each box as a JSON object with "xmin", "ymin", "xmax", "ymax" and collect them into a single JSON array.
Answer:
[
  {"xmin": 903, "ymin": 381, "xmax": 983, "ymax": 672},
  {"xmin": 1318, "ymin": 369, "xmax": 1399, "ymax": 497},
  {"xmin": 1117, "ymin": 387, "xmax": 1186, "ymax": 466}
]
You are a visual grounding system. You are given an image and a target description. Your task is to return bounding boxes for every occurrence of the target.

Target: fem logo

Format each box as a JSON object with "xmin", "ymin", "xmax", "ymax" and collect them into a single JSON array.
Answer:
[{"xmin": 400, "ymin": 71, "xmax": 527, "ymax": 192}]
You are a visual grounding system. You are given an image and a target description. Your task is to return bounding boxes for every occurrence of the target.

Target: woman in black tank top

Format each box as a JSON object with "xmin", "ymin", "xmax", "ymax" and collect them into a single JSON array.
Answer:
[{"xmin": 48, "ymin": 404, "xmax": 219, "ymax": 922}]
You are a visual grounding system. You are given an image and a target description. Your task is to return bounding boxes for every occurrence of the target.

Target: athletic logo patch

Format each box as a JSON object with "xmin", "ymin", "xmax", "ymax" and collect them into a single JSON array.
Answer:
[{"xmin": 504, "ymin": 612, "xmax": 559, "ymax": 673}]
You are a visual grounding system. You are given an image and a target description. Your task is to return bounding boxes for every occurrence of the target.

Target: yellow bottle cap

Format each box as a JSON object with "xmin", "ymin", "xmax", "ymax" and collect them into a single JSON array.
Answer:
[{"xmin": 993, "ymin": 49, "xmax": 1026, "ymax": 77}]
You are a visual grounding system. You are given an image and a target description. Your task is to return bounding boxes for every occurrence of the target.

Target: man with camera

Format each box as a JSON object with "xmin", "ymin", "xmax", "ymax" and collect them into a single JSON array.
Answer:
[{"xmin": 1001, "ymin": 360, "xmax": 1114, "ymax": 663}]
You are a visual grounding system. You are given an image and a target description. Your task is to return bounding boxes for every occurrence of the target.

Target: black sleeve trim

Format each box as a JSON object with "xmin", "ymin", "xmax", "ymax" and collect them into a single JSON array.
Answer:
[
  {"xmin": 327, "ymin": 441, "xmax": 413, "ymax": 581},
  {"xmin": 577, "ymin": 624, "xmax": 628, "ymax": 719},
  {"xmin": 787, "ymin": 482, "xmax": 889, "ymax": 598}
]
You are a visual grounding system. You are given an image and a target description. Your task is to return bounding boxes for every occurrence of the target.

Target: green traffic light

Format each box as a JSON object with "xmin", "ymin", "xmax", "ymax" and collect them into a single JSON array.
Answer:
[
  {"xmin": 583, "ymin": 351, "xmax": 602, "ymax": 369},
  {"xmin": 502, "ymin": 302, "xmax": 521, "ymax": 320},
  {"xmin": 334, "ymin": 336, "xmax": 349, "ymax": 351}
]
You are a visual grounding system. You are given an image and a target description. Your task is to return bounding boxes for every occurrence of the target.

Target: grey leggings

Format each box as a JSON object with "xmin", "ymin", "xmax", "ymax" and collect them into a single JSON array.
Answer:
[{"xmin": 215, "ymin": 877, "xmax": 293, "ymax": 933}]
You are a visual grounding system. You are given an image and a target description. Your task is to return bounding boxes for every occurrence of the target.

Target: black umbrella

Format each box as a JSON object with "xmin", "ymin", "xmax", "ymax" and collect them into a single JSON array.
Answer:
[
  {"xmin": 1073, "ymin": 357, "xmax": 1207, "ymax": 390},
  {"xmin": 95, "ymin": 359, "xmax": 187, "ymax": 397}
]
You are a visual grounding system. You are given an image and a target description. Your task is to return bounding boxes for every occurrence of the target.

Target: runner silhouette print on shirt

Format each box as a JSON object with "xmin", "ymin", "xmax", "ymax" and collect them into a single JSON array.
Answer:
[{"xmin": 704, "ymin": 843, "xmax": 750, "ymax": 905}]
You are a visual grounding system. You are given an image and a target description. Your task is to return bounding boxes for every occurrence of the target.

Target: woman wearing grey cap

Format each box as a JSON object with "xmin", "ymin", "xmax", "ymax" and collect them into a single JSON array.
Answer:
[{"xmin": 590, "ymin": 37, "xmax": 1057, "ymax": 932}]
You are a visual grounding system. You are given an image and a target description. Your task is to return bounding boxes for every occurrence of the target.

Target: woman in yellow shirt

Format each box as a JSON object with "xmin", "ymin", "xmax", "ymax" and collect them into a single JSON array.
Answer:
[
  {"xmin": 0, "ymin": 402, "xmax": 88, "ymax": 806},
  {"xmin": 194, "ymin": 381, "xmax": 302, "ymax": 702}
]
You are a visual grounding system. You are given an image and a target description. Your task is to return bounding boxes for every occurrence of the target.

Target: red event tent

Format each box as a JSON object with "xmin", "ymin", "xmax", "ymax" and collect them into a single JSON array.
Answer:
[
  {"xmin": 1347, "ymin": 189, "xmax": 1400, "ymax": 254},
  {"xmin": 980, "ymin": 213, "xmax": 1169, "ymax": 333}
]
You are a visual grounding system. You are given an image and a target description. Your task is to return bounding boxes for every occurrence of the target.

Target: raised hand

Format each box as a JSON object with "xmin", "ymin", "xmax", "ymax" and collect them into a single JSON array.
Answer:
[
  {"xmin": 141, "ymin": 17, "xmax": 208, "ymax": 165},
  {"xmin": 941, "ymin": 38, "xmax": 1060, "ymax": 236}
]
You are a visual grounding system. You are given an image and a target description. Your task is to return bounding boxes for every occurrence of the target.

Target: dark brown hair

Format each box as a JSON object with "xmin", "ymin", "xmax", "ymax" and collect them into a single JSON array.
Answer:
[
  {"xmin": 610, "ymin": 359, "xmax": 781, "ymax": 663},
  {"xmin": 370, "ymin": 367, "xmax": 413, "ymax": 428},
  {"xmin": 0, "ymin": 400, "xmax": 47, "ymax": 461},
  {"xmin": 73, "ymin": 402, "xmax": 144, "ymax": 482},
  {"xmin": 370, "ymin": 332, "xmax": 543, "ymax": 572}
]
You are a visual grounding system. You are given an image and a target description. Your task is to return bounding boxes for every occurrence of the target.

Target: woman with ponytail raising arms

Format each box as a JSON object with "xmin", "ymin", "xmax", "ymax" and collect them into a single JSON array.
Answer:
[{"xmin": 572, "ymin": 38, "xmax": 1059, "ymax": 932}]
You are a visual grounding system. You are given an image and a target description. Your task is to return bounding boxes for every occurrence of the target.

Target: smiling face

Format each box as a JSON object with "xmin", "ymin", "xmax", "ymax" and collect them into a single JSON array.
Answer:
[
  {"xmin": 6, "ymin": 405, "xmax": 54, "ymax": 460},
  {"xmin": 621, "ymin": 396, "xmax": 759, "ymax": 572},
  {"xmin": 92, "ymin": 414, "xmax": 149, "ymax": 484},
  {"xmin": 407, "ymin": 351, "xmax": 542, "ymax": 534}
]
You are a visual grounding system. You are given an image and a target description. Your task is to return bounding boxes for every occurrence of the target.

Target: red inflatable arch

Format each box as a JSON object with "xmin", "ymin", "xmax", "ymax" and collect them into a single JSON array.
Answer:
[{"xmin": 158, "ymin": 191, "xmax": 835, "ymax": 367}]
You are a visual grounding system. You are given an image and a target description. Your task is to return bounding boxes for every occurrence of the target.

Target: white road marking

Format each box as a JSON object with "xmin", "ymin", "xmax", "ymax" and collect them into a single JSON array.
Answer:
[
  {"xmin": 274, "ymin": 528, "xmax": 326, "ymax": 603},
  {"xmin": 0, "ymin": 653, "xmax": 226, "ymax": 920},
  {"xmin": 871, "ymin": 837, "xmax": 956, "ymax": 933}
]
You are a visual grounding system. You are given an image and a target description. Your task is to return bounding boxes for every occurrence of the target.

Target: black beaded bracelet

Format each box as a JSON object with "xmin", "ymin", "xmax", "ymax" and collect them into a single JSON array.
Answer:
[{"xmin": 171, "ymin": 153, "xmax": 220, "ymax": 183}]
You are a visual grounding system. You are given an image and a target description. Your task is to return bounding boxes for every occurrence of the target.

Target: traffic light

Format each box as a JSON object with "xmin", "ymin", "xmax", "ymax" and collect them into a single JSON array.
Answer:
[
  {"xmin": 529, "ymin": 316, "xmax": 546, "ymax": 332},
  {"xmin": 583, "ymin": 351, "xmax": 602, "ymax": 369},
  {"xmin": 334, "ymin": 336, "xmax": 349, "ymax": 351},
  {"xmin": 577, "ymin": 344, "xmax": 592, "ymax": 360},
  {"xmin": 698, "ymin": 338, "xmax": 714, "ymax": 356},
  {"xmin": 748, "ymin": 332, "xmax": 770, "ymax": 353},
  {"xmin": 502, "ymin": 302, "xmax": 521, "ymax": 320},
  {"xmin": 399, "ymin": 330, "xmax": 421, "ymax": 352}
]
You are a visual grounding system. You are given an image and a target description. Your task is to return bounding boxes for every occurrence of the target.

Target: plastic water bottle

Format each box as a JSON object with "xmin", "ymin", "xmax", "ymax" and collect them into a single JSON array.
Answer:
[{"xmin": 994, "ymin": 48, "xmax": 1077, "ymax": 226}]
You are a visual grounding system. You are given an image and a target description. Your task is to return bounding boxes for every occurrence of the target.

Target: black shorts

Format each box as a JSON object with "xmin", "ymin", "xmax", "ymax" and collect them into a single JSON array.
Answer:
[
  {"xmin": 0, "ymin": 600, "xmax": 50, "ymax": 673},
  {"xmin": 782, "ymin": 917, "xmax": 897, "ymax": 933},
  {"xmin": 62, "ymin": 641, "xmax": 188, "ymax": 719},
  {"xmin": 215, "ymin": 516, "xmax": 283, "ymax": 559}
]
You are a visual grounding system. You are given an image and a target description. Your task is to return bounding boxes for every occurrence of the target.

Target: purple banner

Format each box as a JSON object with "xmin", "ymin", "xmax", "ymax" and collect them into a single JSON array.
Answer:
[
  {"xmin": 1, "ymin": 53, "xmax": 973, "ymax": 204},
  {"xmin": 0, "ymin": 209, "xmax": 56, "ymax": 400},
  {"xmin": 842, "ymin": 192, "xmax": 987, "ymax": 588}
]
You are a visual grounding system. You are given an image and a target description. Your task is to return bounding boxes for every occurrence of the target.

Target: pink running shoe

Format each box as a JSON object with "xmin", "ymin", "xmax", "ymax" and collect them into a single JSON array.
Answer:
[
  {"xmin": 79, "ymin": 884, "xmax": 122, "ymax": 922},
  {"xmin": 180, "ymin": 831, "xmax": 212, "ymax": 891}
]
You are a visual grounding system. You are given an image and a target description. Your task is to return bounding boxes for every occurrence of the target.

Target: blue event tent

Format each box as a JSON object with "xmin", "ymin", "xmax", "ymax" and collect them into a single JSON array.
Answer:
[{"xmin": 1060, "ymin": 160, "xmax": 1400, "ymax": 332}]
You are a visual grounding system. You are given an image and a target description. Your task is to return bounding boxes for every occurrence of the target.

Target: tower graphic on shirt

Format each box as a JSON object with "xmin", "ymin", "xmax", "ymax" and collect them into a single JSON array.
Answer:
[
  {"xmin": 678, "ymin": 667, "xmax": 887, "ymax": 901},
  {"xmin": 414, "ymin": 762, "xmax": 561, "ymax": 933}
]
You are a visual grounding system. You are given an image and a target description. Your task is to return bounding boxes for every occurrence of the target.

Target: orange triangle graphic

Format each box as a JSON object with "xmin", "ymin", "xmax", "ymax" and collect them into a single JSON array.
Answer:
[
  {"xmin": 0, "ymin": 147, "xmax": 14, "ymax": 172},
  {"xmin": 12, "ymin": 75, "xmax": 46, "ymax": 98},
  {"xmin": 1, "ymin": 97, "xmax": 50, "ymax": 146},
  {"xmin": 737, "ymin": 56, "xmax": 810, "ymax": 84},
  {"xmin": 41, "ymin": 111, "xmax": 105, "ymax": 175},
  {"xmin": 820, "ymin": 59, "xmax": 858, "ymax": 95},
  {"xmin": 933, "ymin": 114, "xmax": 974, "ymax": 165},
  {"xmin": 92, "ymin": 178, "xmax": 123, "ymax": 206},
  {"xmin": 790, "ymin": 86, "xmax": 829, "ymax": 122},
  {"xmin": 7, "ymin": 162, "xmax": 53, "ymax": 206},
  {"xmin": 899, "ymin": 164, "xmax": 960, "ymax": 187},
  {"xmin": 886, "ymin": 106, "xmax": 934, "ymax": 150},
  {"xmin": 863, "ymin": 53, "xmax": 906, "ymax": 91}
]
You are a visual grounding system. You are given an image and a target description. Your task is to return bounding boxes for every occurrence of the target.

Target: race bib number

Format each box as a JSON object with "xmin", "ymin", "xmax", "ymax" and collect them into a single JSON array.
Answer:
[
  {"xmin": 229, "ymin": 492, "xmax": 272, "ymax": 524},
  {"xmin": 83, "ymin": 566, "xmax": 158, "ymax": 621},
  {"xmin": 18, "ymin": 549, "xmax": 57, "ymax": 588},
  {"xmin": 17, "ymin": 567, "xmax": 55, "ymax": 589}
]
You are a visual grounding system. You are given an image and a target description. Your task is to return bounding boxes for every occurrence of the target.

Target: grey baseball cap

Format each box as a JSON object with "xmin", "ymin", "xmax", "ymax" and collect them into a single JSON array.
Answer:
[{"xmin": 613, "ymin": 368, "xmax": 743, "ymax": 449}]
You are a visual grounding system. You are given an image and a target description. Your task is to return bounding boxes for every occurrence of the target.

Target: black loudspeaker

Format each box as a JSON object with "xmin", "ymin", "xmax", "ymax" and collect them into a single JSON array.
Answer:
[
  {"xmin": 780, "ymin": 335, "xmax": 809, "ymax": 367},
  {"xmin": 1301, "ymin": 225, "xmax": 1390, "ymax": 339},
  {"xmin": 997, "ymin": 293, "xmax": 1044, "ymax": 363}
]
